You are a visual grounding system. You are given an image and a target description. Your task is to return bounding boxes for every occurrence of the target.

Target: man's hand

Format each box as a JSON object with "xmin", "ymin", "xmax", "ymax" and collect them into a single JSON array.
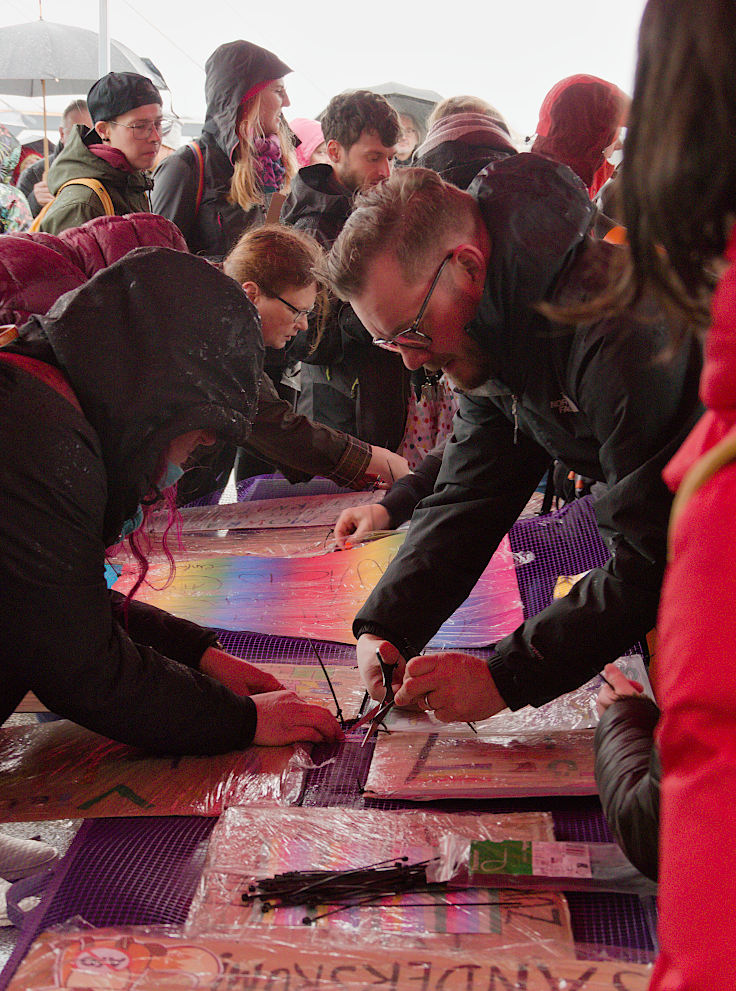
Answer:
[
  {"xmin": 596, "ymin": 663, "xmax": 644, "ymax": 718},
  {"xmin": 253, "ymin": 690, "xmax": 344, "ymax": 746},
  {"xmin": 200, "ymin": 646, "xmax": 284, "ymax": 696},
  {"xmin": 356, "ymin": 634, "xmax": 405, "ymax": 700},
  {"xmin": 394, "ymin": 651, "xmax": 507, "ymax": 723},
  {"xmin": 32, "ymin": 178, "xmax": 53, "ymax": 207},
  {"xmin": 335, "ymin": 503, "xmax": 391, "ymax": 548}
]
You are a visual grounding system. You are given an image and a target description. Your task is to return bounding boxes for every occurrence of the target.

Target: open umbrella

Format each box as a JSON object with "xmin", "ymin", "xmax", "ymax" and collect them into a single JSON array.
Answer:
[
  {"xmin": 366, "ymin": 82, "xmax": 443, "ymax": 142},
  {"xmin": 0, "ymin": 19, "xmax": 167, "ymax": 165}
]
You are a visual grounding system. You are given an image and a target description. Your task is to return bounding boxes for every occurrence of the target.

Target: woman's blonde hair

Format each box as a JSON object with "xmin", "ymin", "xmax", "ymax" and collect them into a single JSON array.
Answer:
[{"xmin": 229, "ymin": 91, "xmax": 298, "ymax": 211}]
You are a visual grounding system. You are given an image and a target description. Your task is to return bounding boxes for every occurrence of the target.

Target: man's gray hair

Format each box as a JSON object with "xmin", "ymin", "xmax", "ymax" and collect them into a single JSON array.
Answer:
[{"xmin": 323, "ymin": 167, "xmax": 473, "ymax": 300}]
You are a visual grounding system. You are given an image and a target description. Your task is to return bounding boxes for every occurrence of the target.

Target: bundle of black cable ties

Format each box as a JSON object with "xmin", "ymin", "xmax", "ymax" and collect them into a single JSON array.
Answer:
[{"xmin": 242, "ymin": 855, "xmax": 444, "ymax": 925}]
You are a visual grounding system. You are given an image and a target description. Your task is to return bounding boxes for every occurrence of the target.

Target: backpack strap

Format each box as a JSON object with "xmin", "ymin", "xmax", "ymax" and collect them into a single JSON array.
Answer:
[
  {"xmin": 187, "ymin": 140, "xmax": 205, "ymax": 216},
  {"xmin": 29, "ymin": 177, "xmax": 115, "ymax": 232},
  {"xmin": 668, "ymin": 430, "xmax": 736, "ymax": 560}
]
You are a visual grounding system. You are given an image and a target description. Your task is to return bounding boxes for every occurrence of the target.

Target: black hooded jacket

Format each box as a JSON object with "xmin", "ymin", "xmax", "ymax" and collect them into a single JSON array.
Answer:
[
  {"xmin": 0, "ymin": 248, "xmax": 266, "ymax": 754},
  {"xmin": 355, "ymin": 154, "xmax": 703, "ymax": 710},
  {"xmin": 152, "ymin": 40, "xmax": 290, "ymax": 260},
  {"xmin": 280, "ymin": 164, "xmax": 412, "ymax": 447}
]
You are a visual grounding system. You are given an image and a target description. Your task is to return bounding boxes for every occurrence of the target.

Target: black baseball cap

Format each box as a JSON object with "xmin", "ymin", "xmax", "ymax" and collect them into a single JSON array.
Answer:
[{"xmin": 87, "ymin": 72, "xmax": 162, "ymax": 123}]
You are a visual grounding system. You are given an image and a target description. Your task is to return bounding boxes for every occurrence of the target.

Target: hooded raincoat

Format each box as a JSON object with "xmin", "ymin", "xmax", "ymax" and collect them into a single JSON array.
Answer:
[
  {"xmin": 354, "ymin": 153, "xmax": 703, "ymax": 710},
  {"xmin": 151, "ymin": 40, "xmax": 291, "ymax": 260},
  {"xmin": 648, "ymin": 227, "xmax": 736, "ymax": 988},
  {"xmin": 0, "ymin": 248, "xmax": 265, "ymax": 755}
]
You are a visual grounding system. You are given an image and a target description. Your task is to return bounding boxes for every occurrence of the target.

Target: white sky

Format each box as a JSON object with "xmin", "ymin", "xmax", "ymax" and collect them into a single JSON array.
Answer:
[{"xmin": 0, "ymin": 0, "xmax": 647, "ymax": 137}]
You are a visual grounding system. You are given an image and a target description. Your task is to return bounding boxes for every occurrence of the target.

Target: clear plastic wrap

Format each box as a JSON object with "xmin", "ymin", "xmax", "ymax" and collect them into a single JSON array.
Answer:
[
  {"xmin": 113, "ymin": 534, "xmax": 523, "ymax": 647},
  {"xmin": 384, "ymin": 655, "xmax": 653, "ymax": 735},
  {"xmin": 433, "ymin": 835, "xmax": 658, "ymax": 896},
  {"xmin": 186, "ymin": 806, "xmax": 570, "ymax": 950},
  {"xmin": 150, "ymin": 491, "xmax": 382, "ymax": 533},
  {"xmin": 363, "ymin": 730, "xmax": 597, "ymax": 801},
  {"xmin": 255, "ymin": 663, "xmax": 366, "ymax": 718},
  {"xmin": 7, "ymin": 923, "xmax": 654, "ymax": 990},
  {"xmin": 0, "ymin": 721, "xmax": 306, "ymax": 821}
]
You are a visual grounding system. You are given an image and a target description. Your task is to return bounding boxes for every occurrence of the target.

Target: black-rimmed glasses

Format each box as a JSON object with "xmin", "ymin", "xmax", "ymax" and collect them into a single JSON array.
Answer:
[
  {"xmin": 273, "ymin": 293, "xmax": 314, "ymax": 324},
  {"xmin": 372, "ymin": 252, "xmax": 453, "ymax": 351},
  {"xmin": 109, "ymin": 116, "xmax": 175, "ymax": 140}
]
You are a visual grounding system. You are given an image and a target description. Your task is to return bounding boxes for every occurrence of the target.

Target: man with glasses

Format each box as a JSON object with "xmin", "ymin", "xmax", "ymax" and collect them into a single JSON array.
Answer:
[
  {"xmin": 38, "ymin": 72, "xmax": 169, "ymax": 235},
  {"xmin": 324, "ymin": 159, "xmax": 703, "ymax": 722}
]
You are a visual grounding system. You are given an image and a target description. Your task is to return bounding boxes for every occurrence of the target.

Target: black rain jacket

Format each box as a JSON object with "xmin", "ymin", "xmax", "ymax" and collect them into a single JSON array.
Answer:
[
  {"xmin": 152, "ymin": 41, "xmax": 290, "ymax": 260},
  {"xmin": 280, "ymin": 163, "xmax": 412, "ymax": 446},
  {"xmin": 355, "ymin": 154, "xmax": 703, "ymax": 710},
  {"xmin": 1, "ymin": 248, "xmax": 266, "ymax": 755}
]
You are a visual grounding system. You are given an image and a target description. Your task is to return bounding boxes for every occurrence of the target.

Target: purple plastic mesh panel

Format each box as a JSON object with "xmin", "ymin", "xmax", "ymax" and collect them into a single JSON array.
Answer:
[
  {"xmin": 0, "ymin": 816, "xmax": 215, "ymax": 991},
  {"xmin": 563, "ymin": 892, "xmax": 656, "ymax": 953},
  {"xmin": 237, "ymin": 475, "xmax": 353, "ymax": 501},
  {"xmin": 508, "ymin": 497, "xmax": 609, "ymax": 619},
  {"xmin": 215, "ymin": 631, "xmax": 357, "ymax": 664}
]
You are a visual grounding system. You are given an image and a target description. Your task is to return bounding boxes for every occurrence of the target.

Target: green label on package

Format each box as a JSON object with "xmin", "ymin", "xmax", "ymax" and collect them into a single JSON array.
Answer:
[{"xmin": 469, "ymin": 840, "xmax": 534, "ymax": 876}]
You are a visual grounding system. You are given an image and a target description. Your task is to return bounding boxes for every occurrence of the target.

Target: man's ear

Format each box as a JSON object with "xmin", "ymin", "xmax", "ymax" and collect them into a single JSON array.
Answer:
[
  {"xmin": 451, "ymin": 243, "xmax": 487, "ymax": 295},
  {"xmin": 94, "ymin": 121, "xmax": 110, "ymax": 143},
  {"xmin": 241, "ymin": 281, "xmax": 261, "ymax": 305},
  {"xmin": 326, "ymin": 139, "xmax": 343, "ymax": 166}
]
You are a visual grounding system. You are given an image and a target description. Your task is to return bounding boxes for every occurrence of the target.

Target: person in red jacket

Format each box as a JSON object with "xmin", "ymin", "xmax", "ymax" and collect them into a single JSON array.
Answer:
[{"xmin": 595, "ymin": 1, "xmax": 736, "ymax": 985}]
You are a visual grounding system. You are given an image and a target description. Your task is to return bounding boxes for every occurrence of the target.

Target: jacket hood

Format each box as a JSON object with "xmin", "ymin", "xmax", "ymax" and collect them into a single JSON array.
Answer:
[
  {"xmin": 414, "ymin": 112, "xmax": 517, "ymax": 190},
  {"xmin": 466, "ymin": 153, "xmax": 596, "ymax": 386},
  {"xmin": 203, "ymin": 40, "xmax": 291, "ymax": 162},
  {"xmin": 532, "ymin": 75, "xmax": 626, "ymax": 189},
  {"xmin": 13, "ymin": 248, "xmax": 263, "ymax": 542},
  {"xmin": 700, "ymin": 227, "xmax": 736, "ymax": 413},
  {"xmin": 47, "ymin": 124, "xmax": 152, "ymax": 195},
  {"xmin": 0, "ymin": 213, "xmax": 187, "ymax": 324},
  {"xmin": 279, "ymin": 163, "xmax": 353, "ymax": 239}
]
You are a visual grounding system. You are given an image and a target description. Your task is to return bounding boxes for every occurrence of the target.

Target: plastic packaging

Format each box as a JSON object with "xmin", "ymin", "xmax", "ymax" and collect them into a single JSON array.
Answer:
[
  {"xmin": 186, "ymin": 805, "xmax": 570, "ymax": 950},
  {"xmin": 363, "ymin": 730, "xmax": 597, "ymax": 801},
  {"xmin": 7, "ymin": 923, "xmax": 655, "ymax": 990},
  {"xmin": 433, "ymin": 835, "xmax": 658, "ymax": 896},
  {"xmin": 0, "ymin": 721, "xmax": 306, "ymax": 821},
  {"xmin": 113, "ymin": 533, "xmax": 523, "ymax": 647}
]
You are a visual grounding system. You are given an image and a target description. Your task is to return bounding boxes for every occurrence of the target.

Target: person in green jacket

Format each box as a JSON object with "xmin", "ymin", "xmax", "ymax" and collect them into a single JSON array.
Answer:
[{"xmin": 39, "ymin": 71, "xmax": 170, "ymax": 234}]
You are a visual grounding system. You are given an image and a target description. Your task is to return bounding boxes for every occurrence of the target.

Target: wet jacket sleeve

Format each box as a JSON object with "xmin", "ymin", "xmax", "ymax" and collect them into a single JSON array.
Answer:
[
  {"xmin": 354, "ymin": 393, "xmax": 551, "ymax": 661},
  {"xmin": 245, "ymin": 372, "xmax": 372, "ymax": 488},
  {"xmin": 38, "ymin": 187, "xmax": 106, "ymax": 235},
  {"xmin": 594, "ymin": 695, "xmax": 661, "ymax": 881},
  {"xmin": 110, "ymin": 592, "xmax": 219, "ymax": 668},
  {"xmin": 1, "ymin": 376, "xmax": 256, "ymax": 756},
  {"xmin": 378, "ymin": 443, "xmax": 445, "ymax": 526},
  {"xmin": 151, "ymin": 148, "xmax": 199, "ymax": 245}
]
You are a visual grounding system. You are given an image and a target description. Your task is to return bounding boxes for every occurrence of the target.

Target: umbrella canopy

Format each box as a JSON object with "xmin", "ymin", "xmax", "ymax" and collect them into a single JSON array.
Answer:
[
  {"xmin": 0, "ymin": 20, "xmax": 167, "ymax": 96},
  {"xmin": 367, "ymin": 81, "xmax": 443, "ymax": 138}
]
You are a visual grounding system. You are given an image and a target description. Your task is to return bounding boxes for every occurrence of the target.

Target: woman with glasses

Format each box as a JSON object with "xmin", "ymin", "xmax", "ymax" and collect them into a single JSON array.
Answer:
[
  {"xmin": 175, "ymin": 223, "xmax": 410, "ymax": 504},
  {"xmin": 38, "ymin": 72, "xmax": 169, "ymax": 235}
]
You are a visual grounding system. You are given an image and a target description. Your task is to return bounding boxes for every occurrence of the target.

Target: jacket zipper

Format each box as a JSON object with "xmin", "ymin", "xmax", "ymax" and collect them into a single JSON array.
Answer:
[{"xmin": 512, "ymin": 394, "xmax": 519, "ymax": 445}]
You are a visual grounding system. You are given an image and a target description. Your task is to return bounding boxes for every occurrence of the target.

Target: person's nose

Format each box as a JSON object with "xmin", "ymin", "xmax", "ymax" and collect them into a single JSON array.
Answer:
[
  {"xmin": 295, "ymin": 311, "xmax": 309, "ymax": 332},
  {"xmin": 377, "ymin": 158, "xmax": 391, "ymax": 180},
  {"xmin": 282, "ymin": 89, "xmax": 291, "ymax": 109},
  {"xmin": 396, "ymin": 346, "xmax": 428, "ymax": 371}
]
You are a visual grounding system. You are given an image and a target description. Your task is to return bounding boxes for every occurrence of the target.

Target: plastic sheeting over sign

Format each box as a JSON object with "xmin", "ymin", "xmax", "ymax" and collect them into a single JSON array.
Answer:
[
  {"xmin": 7, "ymin": 925, "xmax": 654, "ymax": 990},
  {"xmin": 362, "ymin": 730, "xmax": 598, "ymax": 801},
  {"xmin": 114, "ymin": 534, "xmax": 524, "ymax": 647},
  {"xmin": 0, "ymin": 721, "xmax": 306, "ymax": 821}
]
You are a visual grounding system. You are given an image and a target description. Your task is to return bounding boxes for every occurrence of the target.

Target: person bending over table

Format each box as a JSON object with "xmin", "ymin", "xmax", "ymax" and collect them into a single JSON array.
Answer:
[
  {"xmin": 321, "ymin": 162, "xmax": 703, "ymax": 722},
  {"xmin": 0, "ymin": 247, "xmax": 343, "ymax": 755}
]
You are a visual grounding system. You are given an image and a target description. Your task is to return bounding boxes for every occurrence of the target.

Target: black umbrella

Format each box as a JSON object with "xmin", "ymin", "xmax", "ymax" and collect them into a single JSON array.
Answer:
[
  {"xmin": 0, "ymin": 20, "xmax": 167, "ymax": 165},
  {"xmin": 366, "ymin": 82, "xmax": 443, "ymax": 141}
]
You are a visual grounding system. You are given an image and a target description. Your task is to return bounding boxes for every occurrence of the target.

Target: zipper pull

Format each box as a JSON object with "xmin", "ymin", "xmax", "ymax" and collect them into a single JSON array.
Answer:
[{"xmin": 512, "ymin": 395, "xmax": 519, "ymax": 445}]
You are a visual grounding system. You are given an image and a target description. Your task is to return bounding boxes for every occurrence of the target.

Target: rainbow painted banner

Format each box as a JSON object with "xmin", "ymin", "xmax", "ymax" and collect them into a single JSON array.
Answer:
[{"xmin": 114, "ymin": 534, "xmax": 523, "ymax": 647}]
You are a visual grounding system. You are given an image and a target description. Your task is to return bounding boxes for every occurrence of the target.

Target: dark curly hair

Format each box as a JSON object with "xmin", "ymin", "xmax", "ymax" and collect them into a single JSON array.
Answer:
[{"xmin": 321, "ymin": 90, "xmax": 400, "ymax": 151}]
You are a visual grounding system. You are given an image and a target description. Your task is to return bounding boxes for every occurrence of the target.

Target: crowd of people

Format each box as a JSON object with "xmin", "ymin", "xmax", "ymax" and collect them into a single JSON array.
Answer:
[{"xmin": 1, "ymin": 1, "xmax": 734, "ymax": 983}]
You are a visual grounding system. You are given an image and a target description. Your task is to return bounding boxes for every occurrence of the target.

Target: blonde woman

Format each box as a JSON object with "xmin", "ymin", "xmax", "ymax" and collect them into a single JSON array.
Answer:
[{"xmin": 152, "ymin": 40, "xmax": 297, "ymax": 261}]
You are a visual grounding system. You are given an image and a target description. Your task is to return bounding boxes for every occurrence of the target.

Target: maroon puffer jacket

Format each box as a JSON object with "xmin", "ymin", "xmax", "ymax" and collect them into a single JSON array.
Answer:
[{"xmin": 0, "ymin": 212, "xmax": 187, "ymax": 324}]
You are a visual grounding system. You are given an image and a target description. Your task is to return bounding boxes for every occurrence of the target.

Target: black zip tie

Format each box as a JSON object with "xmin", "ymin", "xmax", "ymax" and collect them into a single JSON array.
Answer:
[{"xmin": 306, "ymin": 637, "xmax": 345, "ymax": 728}]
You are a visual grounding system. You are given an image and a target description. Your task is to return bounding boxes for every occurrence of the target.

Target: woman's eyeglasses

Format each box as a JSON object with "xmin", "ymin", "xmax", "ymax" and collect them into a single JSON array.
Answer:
[
  {"xmin": 109, "ymin": 117, "xmax": 175, "ymax": 140},
  {"xmin": 273, "ymin": 293, "xmax": 314, "ymax": 324}
]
